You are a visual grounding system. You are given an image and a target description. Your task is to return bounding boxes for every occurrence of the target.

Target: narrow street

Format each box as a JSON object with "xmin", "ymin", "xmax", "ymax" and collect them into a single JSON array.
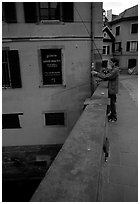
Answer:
[
  {"xmin": 120, "ymin": 74, "xmax": 138, "ymax": 107},
  {"xmin": 101, "ymin": 74, "xmax": 138, "ymax": 202}
]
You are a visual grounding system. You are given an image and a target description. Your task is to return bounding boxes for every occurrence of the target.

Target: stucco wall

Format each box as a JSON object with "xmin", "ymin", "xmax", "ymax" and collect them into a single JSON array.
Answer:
[
  {"xmin": 112, "ymin": 20, "xmax": 138, "ymax": 70},
  {"xmin": 2, "ymin": 2, "xmax": 103, "ymax": 146},
  {"xmin": 2, "ymin": 40, "xmax": 91, "ymax": 146}
]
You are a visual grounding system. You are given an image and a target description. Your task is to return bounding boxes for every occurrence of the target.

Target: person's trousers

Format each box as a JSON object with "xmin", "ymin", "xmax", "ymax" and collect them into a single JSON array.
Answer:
[{"xmin": 107, "ymin": 94, "xmax": 117, "ymax": 118}]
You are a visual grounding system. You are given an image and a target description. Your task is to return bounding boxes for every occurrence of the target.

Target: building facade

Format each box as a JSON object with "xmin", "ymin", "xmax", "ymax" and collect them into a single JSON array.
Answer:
[
  {"xmin": 110, "ymin": 5, "xmax": 138, "ymax": 73},
  {"xmin": 102, "ymin": 26, "xmax": 115, "ymax": 69},
  {"xmin": 2, "ymin": 2, "xmax": 103, "ymax": 147}
]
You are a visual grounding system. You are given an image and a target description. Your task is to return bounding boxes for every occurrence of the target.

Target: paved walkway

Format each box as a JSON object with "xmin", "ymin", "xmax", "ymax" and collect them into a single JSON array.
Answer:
[{"xmin": 100, "ymin": 77, "xmax": 138, "ymax": 202}]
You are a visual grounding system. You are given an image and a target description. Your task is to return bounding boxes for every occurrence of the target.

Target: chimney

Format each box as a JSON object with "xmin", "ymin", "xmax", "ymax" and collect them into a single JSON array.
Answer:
[{"xmin": 107, "ymin": 9, "xmax": 112, "ymax": 21}]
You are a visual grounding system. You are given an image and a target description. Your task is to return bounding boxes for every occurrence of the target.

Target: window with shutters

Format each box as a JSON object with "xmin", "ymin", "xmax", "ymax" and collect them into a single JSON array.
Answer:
[
  {"xmin": 2, "ymin": 2, "xmax": 17, "ymax": 23},
  {"xmin": 44, "ymin": 112, "xmax": 65, "ymax": 126},
  {"xmin": 126, "ymin": 41, "xmax": 138, "ymax": 52},
  {"xmin": 2, "ymin": 113, "xmax": 23, "ymax": 129},
  {"xmin": 40, "ymin": 48, "xmax": 63, "ymax": 86},
  {"xmin": 24, "ymin": 2, "xmax": 74, "ymax": 23},
  {"xmin": 39, "ymin": 2, "xmax": 60, "ymax": 21},
  {"xmin": 2, "ymin": 50, "xmax": 22, "ymax": 88},
  {"xmin": 131, "ymin": 23, "xmax": 138, "ymax": 34}
]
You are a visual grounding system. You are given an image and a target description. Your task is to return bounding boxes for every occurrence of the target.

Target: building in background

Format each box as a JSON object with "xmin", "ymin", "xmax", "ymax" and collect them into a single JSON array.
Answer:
[
  {"xmin": 102, "ymin": 26, "xmax": 115, "ymax": 69},
  {"xmin": 2, "ymin": 2, "xmax": 103, "ymax": 183},
  {"xmin": 109, "ymin": 5, "xmax": 138, "ymax": 73}
]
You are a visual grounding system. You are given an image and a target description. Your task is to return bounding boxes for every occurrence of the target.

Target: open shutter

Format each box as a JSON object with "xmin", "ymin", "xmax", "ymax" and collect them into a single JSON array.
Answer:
[
  {"xmin": 8, "ymin": 50, "xmax": 22, "ymax": 88},
  {"xmin": 3, "ymin": 2, "xmax": 17, "ymax": 23},
  {"xmin": 112, "ymin": 43, "xmax": 115, "ymax": 53},
  {"xmin": 126, "ymin": 41, "xmax": 130, "ymax": 51},
  {"xmin": 118, "ymin": 42, "xmax": 122, "ymax": 52},
  {"xmin": 62, "ymin": 3, "xmax": 74, "ymax": 22},
  {"xmin": 24, "ymin": 3, "xmax": 37, "ymax": 23}
]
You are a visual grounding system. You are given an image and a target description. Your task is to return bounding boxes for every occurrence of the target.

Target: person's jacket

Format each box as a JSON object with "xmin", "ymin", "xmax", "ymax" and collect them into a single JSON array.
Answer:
[{"xmin": 96, "ymin": 67, "xmax": 119, "ymax": 95}]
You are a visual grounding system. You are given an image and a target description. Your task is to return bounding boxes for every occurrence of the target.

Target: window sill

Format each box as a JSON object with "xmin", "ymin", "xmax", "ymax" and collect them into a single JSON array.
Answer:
[
  {"xmin": 39, "ymin": 20, "xmax": 65, "ymax": 25},
  {"xmin": 39, "ymin": 84, "xmax": 66, "ymax": 88}
]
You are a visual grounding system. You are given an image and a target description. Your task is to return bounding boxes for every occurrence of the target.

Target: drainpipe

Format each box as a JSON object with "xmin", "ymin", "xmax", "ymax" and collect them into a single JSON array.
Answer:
[{"xmin": 90, "ymin": 2, "xmax": 94, "ymax": 95}]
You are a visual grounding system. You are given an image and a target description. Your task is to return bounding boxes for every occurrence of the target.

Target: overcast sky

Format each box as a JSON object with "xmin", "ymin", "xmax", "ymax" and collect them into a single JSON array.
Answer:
[{"xmin": 103, "ymin": 1, "xmax": 138, "ymax": 15}]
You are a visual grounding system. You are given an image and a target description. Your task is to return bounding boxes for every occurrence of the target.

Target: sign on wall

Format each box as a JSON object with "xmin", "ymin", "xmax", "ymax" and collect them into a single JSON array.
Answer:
[{"xmin": 41, "ymin": 49, "xmax": 62, "ymax": 85}]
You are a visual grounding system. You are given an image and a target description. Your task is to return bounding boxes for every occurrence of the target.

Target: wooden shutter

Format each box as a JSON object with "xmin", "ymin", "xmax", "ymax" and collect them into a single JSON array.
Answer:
[
  {"xmin": 24, "ymin": 3, "xmax": 37, "ymax": 23},
  {"xmin": 126, "ymin": 41, "xmax": 130, "ymax": 51},
  {"xmin": 112, "ymin": 43, "xmax": 115, "ymax": 53},
  {"xmin": 62, "ymin": 3, "xmax": 74, "ymax": 22},
  {"xmin": 8, "ymin": 50, "xmax": 22, "ymax": 88},
  {"xmin": 3, "ymin": 2, "xmax": 17, "ymax": 23}
]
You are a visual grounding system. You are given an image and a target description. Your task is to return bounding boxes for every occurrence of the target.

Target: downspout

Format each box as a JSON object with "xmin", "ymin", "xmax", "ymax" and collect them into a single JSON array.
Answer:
[{"xmin": 90, "ymin": 2, "xmax": 94, "ymax": 95}]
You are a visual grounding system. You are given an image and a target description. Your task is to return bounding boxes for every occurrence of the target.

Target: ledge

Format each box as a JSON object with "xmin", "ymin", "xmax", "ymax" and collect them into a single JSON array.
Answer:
[{"xmin": 31, "ymin": 81, "xmax": 108, "ymax": 202}]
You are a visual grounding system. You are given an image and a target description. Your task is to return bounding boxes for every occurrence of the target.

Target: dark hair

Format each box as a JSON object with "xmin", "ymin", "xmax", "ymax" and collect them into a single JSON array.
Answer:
[{"xmin": 110, "ymin": 58, "xmax": 119, "ymax": 66}]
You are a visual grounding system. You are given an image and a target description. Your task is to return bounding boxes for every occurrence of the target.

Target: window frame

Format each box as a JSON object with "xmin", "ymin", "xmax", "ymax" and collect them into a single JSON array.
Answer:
[
  {"xmin": 38, "ymin": 46, "xmax": 65, "ymax": 87},
  {"xmin": 24, "ymin": 2, "xmax": 74, "ymax": 23},
  {"xmin": 131, "ymin": 23, "xmax": 138, "ymax": 34},
  {"xmin": 126, "ymin": 41, "xmax": 138, "ymax": 52},
  {"xmin": 114, "ymin": 42, "xmax": 121, "ymax": 52},
  {"xmin": 39, "ymin": 2, "xmax": 61, "ymax": 22},
  {"xmin": 115, "ymin": 26, "xmax": 120, "ymax": 36},
  {"xmin": 130, "ymin": 41, "xmax": 138, "ymax": 52},
  {"xmin": 2, "ymin": 113, "xmax": 23, "ymax": 129},
  {"xmin": 42, "ymin": 111, "xmax": 66, "ymax": 127},
  {"xmin": 103, "ymin": 45, "xmax": 110, "ymax": 55},
  {"xmin": 2, "ymin": 49, "xmax": 22, "ymax": 89}
]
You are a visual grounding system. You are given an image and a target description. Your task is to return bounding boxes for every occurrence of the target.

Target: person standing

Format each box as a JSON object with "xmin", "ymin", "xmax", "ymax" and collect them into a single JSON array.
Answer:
[{"xmin": 92, "ymin": 58, "xmax": 119, "ymax": 122}]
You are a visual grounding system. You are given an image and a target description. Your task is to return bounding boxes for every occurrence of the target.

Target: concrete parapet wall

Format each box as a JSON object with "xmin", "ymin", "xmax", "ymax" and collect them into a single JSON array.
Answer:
[{"xmin": 31, "ymin": 81, "xmax": 108, "ymax": 202}]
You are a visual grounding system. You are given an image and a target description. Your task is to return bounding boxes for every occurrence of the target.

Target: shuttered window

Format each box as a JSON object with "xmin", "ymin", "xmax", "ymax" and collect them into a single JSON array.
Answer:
[
  {"xmin": 126, "ymin": 41, "xmax": 138, "ymax": 52},
  {"xmin": 62, "ymin": 2, "xmax": 74, "ymax": 22},
  {"xmin": 24, "ymin": 2, "xmax": 37, "ymax": 23},
  {"xmin": 2, "ymin": 2, "xmax": 17, "ymax": 23},
  {"xmin": 2, "ymin": 50, "xmax": 22, "ymax": 88},
  {"xmin": 24, "ymin": 2, "xmax": 74, "ymax": 23}
]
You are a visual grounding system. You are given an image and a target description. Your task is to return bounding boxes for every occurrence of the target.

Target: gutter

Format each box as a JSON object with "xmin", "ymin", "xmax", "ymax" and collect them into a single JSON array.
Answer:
[{"xmin": 90, "ymin": 2, "xmax": 94, "ymax": 95}]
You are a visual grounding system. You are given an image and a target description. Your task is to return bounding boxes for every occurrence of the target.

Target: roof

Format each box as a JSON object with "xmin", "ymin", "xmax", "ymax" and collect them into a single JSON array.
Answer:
[
  {"xmin": 103, "ymin": 26, "xmax": 115, "ymax": 41},
  {"xmin": 109, "ymin": 5, "xmax": 138, "ymax": 25}
]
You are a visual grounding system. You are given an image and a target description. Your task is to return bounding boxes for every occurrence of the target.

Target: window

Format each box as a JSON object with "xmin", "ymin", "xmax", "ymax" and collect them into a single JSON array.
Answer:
[
  {"xmin": 44, "ymin": 112, "xmax": 65, "ymax": 126},
  {"xmin": 112, "ymin": 42, "xmax": 121, "ymax": 52},
  {"xmin": 2, "ymin": 2, "xmax": 17, "ymax": 23},
  {"xmin": 131, "ymin": 23, "xmax": 138, "ymax": 34},
  {"xmin": 128, "ymin": 59, "xmax": 137, "ymax": 68},
  {"xmin": 39, "ymin": 2, "xmax": 60, "ymax": 21},
  {"xmin": 103, "ymin": 32, "xmax": 107, "ymax": 38},
  {"xmin": 40, "ymin": 49, "xmax": 63, "ymax": 85},
  {"xmin": 2, "ymin": 50, "xmax": 22, "ymax": 88},
  {"xmin": 24, "ymin": 2, "xmax": 73, "ymax": 23},
  {"xmin": 116, "ymin": 26, "xmax": 120, "ymax": 36},
  {"xmin": 126, "ymin": 41, "xmax": 138, "ymax": 52},
  {"xmin": 103, "ymin": 46, "xmax": 110, "ymax": 55},
  {"xmin": 2, "ymin": 113, "xmax": 23, "ymax": 129}
]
